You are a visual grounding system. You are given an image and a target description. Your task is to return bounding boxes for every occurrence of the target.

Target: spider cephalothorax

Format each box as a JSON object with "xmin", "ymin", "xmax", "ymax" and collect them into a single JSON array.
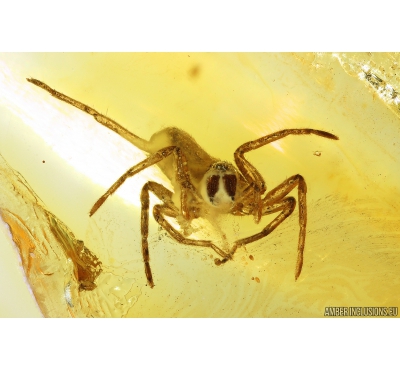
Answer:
[
  {"xmin": 200, "ymin": 161, "xmax": 238, "ymax": 210},
  {"xmin": 28, "ymin": 77, "xmax": 339, "ymax": 288}
]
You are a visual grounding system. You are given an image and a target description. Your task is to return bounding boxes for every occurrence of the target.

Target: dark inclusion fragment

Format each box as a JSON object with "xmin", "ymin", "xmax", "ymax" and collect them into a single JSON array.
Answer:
[
  {"xmin": 0, "ymin": 153, "xmax": 102, "ymax": 298},
  {"xmin": 47, "ymin": 212, "xmax": 102, "ymax": 291}
]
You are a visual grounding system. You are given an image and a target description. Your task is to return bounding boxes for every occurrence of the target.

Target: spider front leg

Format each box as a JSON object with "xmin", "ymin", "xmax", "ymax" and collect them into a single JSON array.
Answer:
[
  {"xmin": 215, "ymin": 195, "xmax": 296, "ymax": 261},
  {"xmin": 140, "ymin": 181, "xmax": 176, "ymax": 288},
  {"xmin": 140, "ymin": 181, "xmax": 231, "ymax": 288},
  {"xmin": 234, "ymin": 128, "xmax": 338, "ymax": 223},
  {"xmin": 265, "ymin": 174, "xmax": 307, "ymax": 280},
  {"xmin": 220, "ymin": 175, "xmax": 306, "ymax": 280}
]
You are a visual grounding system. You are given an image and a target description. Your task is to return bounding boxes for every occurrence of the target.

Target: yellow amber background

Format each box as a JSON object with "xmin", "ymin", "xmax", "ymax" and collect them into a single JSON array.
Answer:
[{"xmin": 0, "ymin": 53, "xmax": 399, "ymax": 317}]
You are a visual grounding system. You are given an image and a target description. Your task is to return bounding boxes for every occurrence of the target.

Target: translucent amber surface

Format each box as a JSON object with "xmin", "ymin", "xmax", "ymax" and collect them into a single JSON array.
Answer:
[{"xmin": 0, "ymin": 53, "xmax": 399, "ymax": 317}]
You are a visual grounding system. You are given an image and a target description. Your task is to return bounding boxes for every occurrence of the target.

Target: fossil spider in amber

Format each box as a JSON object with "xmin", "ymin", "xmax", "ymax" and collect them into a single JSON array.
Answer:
[{"xmin": 28, "ymin": 78, "xmax": 339, "ymax": 288}]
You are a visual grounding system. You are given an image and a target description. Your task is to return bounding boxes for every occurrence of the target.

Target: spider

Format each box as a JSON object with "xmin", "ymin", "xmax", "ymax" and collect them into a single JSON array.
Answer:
[{"xmin": 28, "ymin": 78, "xmax": 339, "ymax": 288}]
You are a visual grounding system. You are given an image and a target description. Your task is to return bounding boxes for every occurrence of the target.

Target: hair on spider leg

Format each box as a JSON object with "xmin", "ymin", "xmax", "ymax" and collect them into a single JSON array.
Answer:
[{"xmin": 28, "ymin": 78, "xmax": 339, "ymax": 288}]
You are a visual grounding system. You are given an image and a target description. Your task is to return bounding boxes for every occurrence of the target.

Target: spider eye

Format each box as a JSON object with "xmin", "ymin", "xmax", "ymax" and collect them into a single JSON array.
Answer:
[
  {"xmin": 223, "ymin": 174, "xmax": 237, "ymax": 199},
  {"xmin": 207, "ymin": 175, "xmax": 220, "ymax": 199}
]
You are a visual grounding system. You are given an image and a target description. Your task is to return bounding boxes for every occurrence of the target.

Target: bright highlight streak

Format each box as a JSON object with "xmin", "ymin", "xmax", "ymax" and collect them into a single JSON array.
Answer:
[
  {"xmin": 0, "ymin": 60, "xmax": 169, "ymax": 208},
  {"xmin": 270, "ymin": 141, "xmax": 284, "ymax": 153},
  {"xmin": 243, "ymin": 96, "xmax": 301, "ymax": 154}
]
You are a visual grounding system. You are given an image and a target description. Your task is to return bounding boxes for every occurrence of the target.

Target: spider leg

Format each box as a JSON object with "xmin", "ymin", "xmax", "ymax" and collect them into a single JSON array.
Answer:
[
  {"xmin": 27, "ymin": 78, "xmax": 150, "ymax": 152},
  {"xmin": 224, "ymin": 174, "xmax": 307, "ymax": 280},
  {"xmin": 89, "ymin": 145, "xmax": 227, "ymax": 287},
  {"xmin": 263, "ymin": 174, "xmax": 307, "ymax": 281},
  {"xmin": 217, "ymin": 196, "xmax": 296, "ymax": 262},
  {"xmin": 89, "ymin": 144, "xmax": 203, "ymax": 217},
  {"xmin": 140, "ymin": 181, "xmax": 231, "ymax": 288},
  {"xmin": 140, "ymin": 181, "xmax": 175, "ymax": 288},
  {"xmin": 89, "ymin": 146, "xmax": 176, "ymax": 216},
  {"xmin": 234, "ymin": 128, "xmax": 338, "ymax": 223}
]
